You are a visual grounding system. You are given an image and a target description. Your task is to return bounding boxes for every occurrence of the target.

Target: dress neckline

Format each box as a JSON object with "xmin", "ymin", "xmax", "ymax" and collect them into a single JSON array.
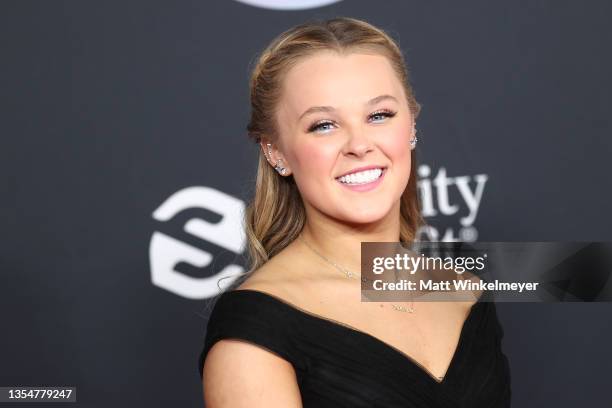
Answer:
[{"xmin": 223, "ymin": 288, "xmax": 486, "ymax": 385}]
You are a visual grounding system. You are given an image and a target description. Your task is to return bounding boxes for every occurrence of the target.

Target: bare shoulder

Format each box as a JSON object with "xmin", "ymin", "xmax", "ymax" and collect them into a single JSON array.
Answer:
[
  {"xmin": 202, "ymin": 247, "xmax": 308, "ymax": 406},
  {"xmin": 234, "ymin": 244, "xmax": 312, "ymax": 303},
  {"xmin": 203, "ymin": 338, "xmax": 302, "ymax": 407}
]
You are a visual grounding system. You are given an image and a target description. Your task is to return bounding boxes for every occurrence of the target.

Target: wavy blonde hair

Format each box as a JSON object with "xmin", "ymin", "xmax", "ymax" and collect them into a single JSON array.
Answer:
[{"xmin": 242, "ymin": 17, "xmax": 423, "ymax": 278}]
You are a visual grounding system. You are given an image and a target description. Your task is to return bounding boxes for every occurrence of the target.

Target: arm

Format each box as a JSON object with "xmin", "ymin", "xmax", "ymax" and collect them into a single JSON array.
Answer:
[{"xmin": 202, "ymin": 339, "xmax": 303, "ymax": 408}]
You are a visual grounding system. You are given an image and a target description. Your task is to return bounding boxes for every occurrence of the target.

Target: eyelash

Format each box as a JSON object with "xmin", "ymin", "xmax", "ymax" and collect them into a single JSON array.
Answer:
[{"xmin": 307, "ymin": 109, "xmax": 398, "ymax": 133}]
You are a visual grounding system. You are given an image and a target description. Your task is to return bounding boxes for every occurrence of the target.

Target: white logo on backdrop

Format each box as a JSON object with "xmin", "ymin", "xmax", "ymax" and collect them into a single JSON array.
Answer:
[
  {"xmin": 149, "ymin": 186, "xmax": 246, "ymax": 299},
  {"xmin": 416, "ymin": 165, "xmax": 488, "ymax": 242},
  {"xmin": 150, "ymin": 166, "xmax": 487, "ymax": 298},
  {"xmin": 233, "ymin": 0, "xmax": 342, "ymax": 10}
]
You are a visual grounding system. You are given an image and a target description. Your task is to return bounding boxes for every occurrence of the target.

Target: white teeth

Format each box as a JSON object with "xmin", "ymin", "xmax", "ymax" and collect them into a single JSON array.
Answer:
[{"xmin": 337, "ymin": 168, "xmax": 383, "ymax": 185}]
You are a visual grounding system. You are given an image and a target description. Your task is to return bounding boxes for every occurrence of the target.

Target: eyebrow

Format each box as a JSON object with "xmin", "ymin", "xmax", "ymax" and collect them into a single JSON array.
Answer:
[{"xmin": 298, "ymin": 94, "xmax": 399, "ymax": 121}]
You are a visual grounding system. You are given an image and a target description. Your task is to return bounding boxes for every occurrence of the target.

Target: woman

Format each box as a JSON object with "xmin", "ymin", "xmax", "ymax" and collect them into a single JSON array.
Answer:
[{"xmin": 199, "ymin": 17, "xmax": 511, "ymax": 407}]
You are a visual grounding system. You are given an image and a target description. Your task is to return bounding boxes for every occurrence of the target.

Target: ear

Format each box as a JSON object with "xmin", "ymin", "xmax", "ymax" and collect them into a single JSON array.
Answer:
[
  {"xmin": 259, "ymin": 138, "xmax": 275, "ymax": 166},
  {"xmin": 409, "ymin": 123, "xmax": 418, "ymax": 150},
  {"xmin": 259, "ymin": 138, "xmax": 292, "ymax": 176}
]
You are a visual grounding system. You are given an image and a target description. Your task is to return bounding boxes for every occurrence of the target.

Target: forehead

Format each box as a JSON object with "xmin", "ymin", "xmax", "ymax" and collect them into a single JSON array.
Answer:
[{"xmin": 279, "ymin": 51, "xmax": 404, "ymax": 118}]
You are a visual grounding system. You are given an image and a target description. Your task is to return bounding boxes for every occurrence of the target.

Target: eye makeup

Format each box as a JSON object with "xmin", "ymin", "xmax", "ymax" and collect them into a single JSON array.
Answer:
[{"xmin": 307, "ymin": 109, "xmax": 398, "ymax": 133}]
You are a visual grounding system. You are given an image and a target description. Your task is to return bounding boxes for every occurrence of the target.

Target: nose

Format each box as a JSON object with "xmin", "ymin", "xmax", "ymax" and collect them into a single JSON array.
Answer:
[{"xmin": 342, "ymin": 127, "xmax": 374, "ymax": 158}]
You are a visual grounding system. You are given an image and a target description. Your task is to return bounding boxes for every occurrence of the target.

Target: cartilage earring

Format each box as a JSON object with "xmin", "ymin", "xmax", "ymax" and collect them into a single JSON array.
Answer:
[{"xmin": 266, "ymin": 143, "xmax": 273, "ymax": 160}]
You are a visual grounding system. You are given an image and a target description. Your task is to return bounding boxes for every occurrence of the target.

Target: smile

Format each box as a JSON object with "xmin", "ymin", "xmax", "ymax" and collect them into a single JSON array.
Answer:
[
  {"xmin": 336, "ymin": 167, "xmax": 384, "ymax": 185},
  {"xmin": 334, "ymin": 167, "xmax": 387, "ymax": 195}
]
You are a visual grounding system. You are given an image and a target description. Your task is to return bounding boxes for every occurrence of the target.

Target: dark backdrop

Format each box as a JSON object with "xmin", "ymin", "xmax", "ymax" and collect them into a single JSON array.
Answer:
[{"xmin": 1, "ymin": 1, "xmax": 611, "ymax": 407}]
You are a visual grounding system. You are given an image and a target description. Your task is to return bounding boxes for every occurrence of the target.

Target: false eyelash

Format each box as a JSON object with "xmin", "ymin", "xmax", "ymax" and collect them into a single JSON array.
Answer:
[
  {"xmin": 307, "ymin": 109, "xmax": 398, "ymax": 133},
  {"xmin": 370, "ymin": 109, "xmax": 397, "ymax": 120}
]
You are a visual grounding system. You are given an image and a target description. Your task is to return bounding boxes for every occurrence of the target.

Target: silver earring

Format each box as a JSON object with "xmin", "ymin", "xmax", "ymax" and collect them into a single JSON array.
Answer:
[
  {"xmin": 274, "ymin": 159, "xmax": 287, "ymax": 175},
  {"xmin": 266, "ymin": 142, "xmax": 287, "ymax": 175},
  {"xmin": 410, "ymin": 128, "xmax": 418, "ymax": 148},
  {"xmin": 266, "ymin": 143, "xmax": 273, "ymax": 160}
]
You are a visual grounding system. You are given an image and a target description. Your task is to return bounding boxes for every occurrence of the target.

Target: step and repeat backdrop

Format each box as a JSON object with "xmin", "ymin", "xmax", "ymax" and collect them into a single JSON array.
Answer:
[{"xmin": 1, "ymin": 1, "xmax": 611, "ymax": 407}]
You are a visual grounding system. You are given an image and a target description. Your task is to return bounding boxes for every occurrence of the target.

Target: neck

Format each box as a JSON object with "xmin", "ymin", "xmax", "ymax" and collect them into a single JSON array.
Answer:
[{"xmin": 300, "ymin": 202, "xmax": 401, "ymax": 276}]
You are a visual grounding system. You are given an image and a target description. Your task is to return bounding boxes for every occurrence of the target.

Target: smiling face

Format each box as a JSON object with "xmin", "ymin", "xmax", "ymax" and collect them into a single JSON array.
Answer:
[{"xmin": 269, "ymin": 51, "xmax": 415, "ymax": 226}]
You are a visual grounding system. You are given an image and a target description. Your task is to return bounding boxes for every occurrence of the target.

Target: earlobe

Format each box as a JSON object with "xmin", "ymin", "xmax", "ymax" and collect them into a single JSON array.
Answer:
[
  {"xmin": 260, "ymin": 140, "xmax": 291, "ymax": 176},
  {"xmin": 274, "ymin": 158, "xmax": 289, "ymax": 176},
  {"xmin": 409, "ymin": 127, "xmax": 418, "ymax": 149}
]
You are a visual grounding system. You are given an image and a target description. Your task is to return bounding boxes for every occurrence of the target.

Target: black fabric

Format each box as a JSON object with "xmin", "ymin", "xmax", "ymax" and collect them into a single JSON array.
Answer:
[{"xmin": 198, "ymin": 289, "xmax": 511, "ymax": 407}]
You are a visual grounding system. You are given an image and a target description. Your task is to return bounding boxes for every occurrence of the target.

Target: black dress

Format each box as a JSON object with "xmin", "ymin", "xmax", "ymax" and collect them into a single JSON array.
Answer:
[{"xmin": 198, "ymin": 289, "xmax": 511, "ymax": 407}]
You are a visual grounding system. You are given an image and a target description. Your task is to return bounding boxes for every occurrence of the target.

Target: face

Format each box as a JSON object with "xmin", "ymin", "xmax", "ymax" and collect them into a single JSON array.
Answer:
[{"xmin": 265, "ymin": 51, "xmax": 415, "ymax": 226}]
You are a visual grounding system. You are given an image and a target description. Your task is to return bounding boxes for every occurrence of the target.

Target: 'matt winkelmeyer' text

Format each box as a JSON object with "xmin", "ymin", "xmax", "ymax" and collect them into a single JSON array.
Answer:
[{"xmin": 372, "ymin": 279, "xmax": 539, "ymax": 293}]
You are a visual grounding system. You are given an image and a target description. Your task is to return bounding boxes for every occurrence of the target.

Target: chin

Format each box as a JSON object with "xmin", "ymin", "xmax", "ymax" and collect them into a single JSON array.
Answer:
[{"xmin": 334, "ymin": 204, "xmax": 393, "ymax": 225}]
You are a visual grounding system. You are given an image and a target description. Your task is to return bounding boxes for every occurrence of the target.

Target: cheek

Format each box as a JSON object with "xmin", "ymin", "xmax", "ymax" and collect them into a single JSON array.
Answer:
[
  {"xmin": 290, "ymin": 141, "xmax": 336, "ymax": 178},
  {"xmin": 384, "ymin": 128, "xmax": 413, "ymax": 169},
  {"xmin": 381, "ymin": 127, "xmax": 413, "ymax": 194}
]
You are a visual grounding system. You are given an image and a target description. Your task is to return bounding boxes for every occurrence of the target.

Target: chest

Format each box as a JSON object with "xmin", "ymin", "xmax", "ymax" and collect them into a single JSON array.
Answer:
[{"xmin": 304, "ymin": 294, "xmax": 474, "ymax": 380}]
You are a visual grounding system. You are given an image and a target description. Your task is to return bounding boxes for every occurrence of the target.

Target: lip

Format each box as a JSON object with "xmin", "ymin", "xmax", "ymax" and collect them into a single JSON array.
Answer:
[
  {"xmin": 335, "ymin": 165, "xmax": 387, "ymax": 179},
  {"xmin": 336, "ymin": 167, "xmax": 386, "ymax": 192}
]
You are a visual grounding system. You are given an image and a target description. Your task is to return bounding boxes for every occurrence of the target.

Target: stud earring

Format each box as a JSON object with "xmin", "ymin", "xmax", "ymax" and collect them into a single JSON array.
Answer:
[
  {"xmin": 266, "ymin": 143, "xmax": 273, "ymax": 161},
  {"xmin": 409, "ymin": 128, "xmax": 418, "ymax": 148},
  {"xmin": 266, "ymin": 142, "xmax": 288, "ymax": 175},
  {"xmin": 274, "ymin": 159, "xmax": 287, "ymax": 175}
]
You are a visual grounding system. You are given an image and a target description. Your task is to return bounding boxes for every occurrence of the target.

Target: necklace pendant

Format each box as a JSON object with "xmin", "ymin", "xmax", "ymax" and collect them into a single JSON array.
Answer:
[
  {"xmin": 391, "ymin": 303, "xmax": 415, "ymax": 313},
  {"xmin": 346, "ymin": 271, "xmax": 354, "ymax": 278},
  {"xmin": 392, "ymin": 304, "xmax": 407, "ymax": 312}
]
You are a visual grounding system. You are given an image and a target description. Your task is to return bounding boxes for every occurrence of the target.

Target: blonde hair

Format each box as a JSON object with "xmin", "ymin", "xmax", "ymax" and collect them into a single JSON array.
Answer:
[{"xmin": 242, "ymin": 17, "xmax": 423, "ymax": 278}]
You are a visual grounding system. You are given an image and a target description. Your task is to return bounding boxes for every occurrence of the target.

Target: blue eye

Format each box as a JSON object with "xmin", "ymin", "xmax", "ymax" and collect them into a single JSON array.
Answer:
[
  {"xmin": 369, "ymin": 109, "xmax": 397, "ymax": 122},
  {"xmin": 307, "ymin": 109, "xmax": 397, "ymax": 134},
  {"xmin": 308, "ymin": 121, "xmax": 335, "ymax": 133}
]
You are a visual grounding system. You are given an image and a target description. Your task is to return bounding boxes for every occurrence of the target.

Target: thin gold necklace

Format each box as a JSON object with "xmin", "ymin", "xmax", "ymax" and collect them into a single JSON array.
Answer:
[{"xmin": 300, "ymin": 234, "xmax": 415, "ymax": 313}]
